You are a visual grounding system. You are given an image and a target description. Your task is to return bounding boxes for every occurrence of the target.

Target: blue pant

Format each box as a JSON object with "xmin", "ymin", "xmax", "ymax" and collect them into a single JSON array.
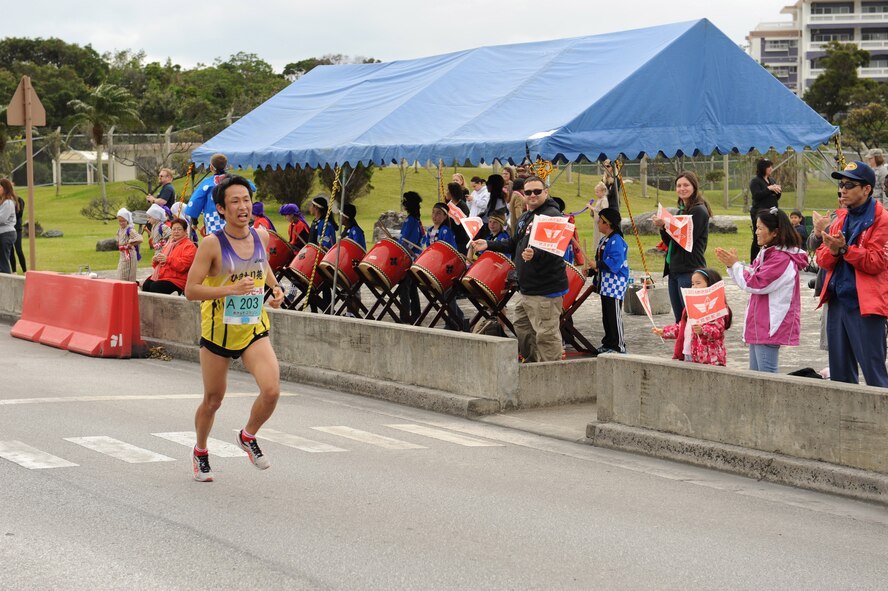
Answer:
[
  {"xmin": 749, "ymin": 343, "xmax": 780, "ymax": 373},
  {"xmin": 667, "ymin": 271, "xmax": 693, "ymax": 323},
  {"xmin": 826, "ymin": 296, "xmax": 888, "ymax": 387}
]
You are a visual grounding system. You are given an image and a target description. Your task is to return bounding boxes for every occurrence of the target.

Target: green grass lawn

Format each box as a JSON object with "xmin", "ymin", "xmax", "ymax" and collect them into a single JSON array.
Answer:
[{"xmin": 20, "ymin": 164, "xmax": 833, "ymax": 274}]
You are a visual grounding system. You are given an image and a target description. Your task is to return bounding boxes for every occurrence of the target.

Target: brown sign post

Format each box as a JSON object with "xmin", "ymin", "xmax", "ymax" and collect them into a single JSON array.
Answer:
[{"xmin": 7, "ymin": 76, "xmax": 46, "ymax": 271}]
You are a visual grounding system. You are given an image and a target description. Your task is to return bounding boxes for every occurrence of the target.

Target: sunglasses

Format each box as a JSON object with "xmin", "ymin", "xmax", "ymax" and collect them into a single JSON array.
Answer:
[
  {"xmin": 838, "ymin": 181, "xmax": 860, "ymax": 190},
  {"xmin": 524, "ymin": 188, "xmax": 544, "ymax": 196}
]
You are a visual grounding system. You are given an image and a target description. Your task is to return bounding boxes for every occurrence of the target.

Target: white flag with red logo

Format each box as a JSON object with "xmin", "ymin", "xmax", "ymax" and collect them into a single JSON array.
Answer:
[
  {"xmin": 635, "ymin": 282, "xmax": 656, "ymax": 325},
  {"xmin": 658, "ymin": 203, "xmax": 694, "ymax": 252},
  {"xmin": 447, "ymin": 202, "xmax": 466, "ymax": 224},
  {"xmin": 528, "ymin": 215, "xmax": 575, "ymax": 257},
  {"xmin": 681, "ymin": 281, "xmax": 729, "ymax": 325},
  {"xmin": 461, "ymin": 216, "xmax": 484, "ymax": 239}
]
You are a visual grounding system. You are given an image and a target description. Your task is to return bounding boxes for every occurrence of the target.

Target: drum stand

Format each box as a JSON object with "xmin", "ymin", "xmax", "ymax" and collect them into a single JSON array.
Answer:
[
  {"xmin": 363, "ymin": 280, "xmax": 403, "ymax": 322},
  {"xmin": 414, "ymin": 283, "xmax": 460, "ymax": 329},
  {"xmin": 278, "ymin": 271, "xmax": 328, "ymax": 312},
  {"xmin": 332, "ymin": 279, "xmax": 369, "ymax": 317},
  {"xmin": 465, "ymin": 288, "xmax": 517, "ymax": 336},
  {"xmin": 560, "ymin": 284, "xmax": 598, "ymax": 355}
]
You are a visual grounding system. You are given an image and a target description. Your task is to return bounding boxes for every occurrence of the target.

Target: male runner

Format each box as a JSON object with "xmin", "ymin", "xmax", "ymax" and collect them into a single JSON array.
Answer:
[{"xmin": 184, "ymin": 175, "xmax": 285, "ymax": 482}]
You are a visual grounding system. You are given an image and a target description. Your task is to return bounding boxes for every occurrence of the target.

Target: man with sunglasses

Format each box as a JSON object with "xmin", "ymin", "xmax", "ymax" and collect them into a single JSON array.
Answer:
[
  {"xmin": 471, "ymin": 176, "xmax": 568, "ymax": 362},
  {"xmin": 816, "ymin": 160, "xmax": 888, "ymax": 387}
]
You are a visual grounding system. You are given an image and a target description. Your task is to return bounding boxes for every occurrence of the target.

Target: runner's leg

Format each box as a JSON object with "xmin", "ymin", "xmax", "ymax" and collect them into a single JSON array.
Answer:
[
  {"xmin": 240, "ymin": 337, "xmax": 281, "ymax": 435},
  {"xmin": 195, "ymin": 347, "xmax": 230, "ymax": 449}
]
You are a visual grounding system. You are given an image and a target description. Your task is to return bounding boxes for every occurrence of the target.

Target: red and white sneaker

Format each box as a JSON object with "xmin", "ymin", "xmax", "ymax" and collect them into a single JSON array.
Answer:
[
  {"xmin": 191, "ymin": 449, "xmax": 214, "ymax": 482},
  {"xmin": 236, "ymin": 431, "xmax": 270, "ymax": 470}
]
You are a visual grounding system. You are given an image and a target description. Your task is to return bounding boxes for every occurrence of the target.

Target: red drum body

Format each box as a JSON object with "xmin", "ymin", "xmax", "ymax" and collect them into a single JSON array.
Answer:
[
  {"xmin": 358, "ymin": 238, "xmax": 413, "ymax": 289},
  {"xmin": 461, "ymin": 251, "xmax": 515, "ymax": 308},
  {"xmin": 287, "ymin": 243, "xmax": 326, "ymax": 287},
  {"xmin": 266, "ymin": 230, "xmax": 295, "ymax": 275},
  {"xmin": 563, "ymin": 263, "xmax": 586, "ymax": 311},
  {"xmin": 410, "ymin": 242, "xmax": 467, "ymax": 295},
  {"xmin": 318, "ymin": 238, "xmax": 365, "ymax": 289}
]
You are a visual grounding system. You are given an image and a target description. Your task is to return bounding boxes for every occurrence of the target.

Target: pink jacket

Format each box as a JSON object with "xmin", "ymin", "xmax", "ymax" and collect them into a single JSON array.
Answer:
[
  {"xmin": 661, "ymin": 311, "xmax": 728, "ymax": 366},
  {"xmin": 727, "ymin": 246, "xmax": 808, "ymax": 346}
]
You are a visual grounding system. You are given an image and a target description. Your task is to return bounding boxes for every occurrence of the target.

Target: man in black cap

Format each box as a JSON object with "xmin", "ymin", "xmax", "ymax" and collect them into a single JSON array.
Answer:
[
  {"xmin": 471, "ymin": 176, "xmax": 567, "ymax": 362},
  {"xmin": 816, "ymin": 160, "xmax": 888, "ymax": 387}
]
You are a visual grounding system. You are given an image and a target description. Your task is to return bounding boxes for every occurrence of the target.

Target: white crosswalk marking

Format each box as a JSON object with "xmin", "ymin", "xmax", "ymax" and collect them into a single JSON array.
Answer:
[
  {"xmin": 151, "ymin": 432, "xmax": 247, "ymax": 457},
  {"xmin": 312, "ymin": 426, "xmax": 426, "ymax": 450},
  {"xmin": 64, "ymin": 436, "xmax": 175, "ymax": 463},
  {"xmin": 253, "ymin": 429, "xmax": 347, "ymax": 453},
  {"xmin": 385, "ymin": 424, "xmax": 505, "ymax": 447},
  {"xmin": 0, "ymin": 440, "xmax": 78, "ymax": 469}
]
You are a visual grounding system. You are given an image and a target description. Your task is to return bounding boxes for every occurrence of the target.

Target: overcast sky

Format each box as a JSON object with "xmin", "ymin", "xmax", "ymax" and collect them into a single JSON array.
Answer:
[{"xmin": 6, "ymin": 0, "xmax": 791, "ymax": 71}]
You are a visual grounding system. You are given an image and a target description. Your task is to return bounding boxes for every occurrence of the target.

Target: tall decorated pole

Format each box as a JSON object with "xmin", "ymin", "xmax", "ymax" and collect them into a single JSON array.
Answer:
[{"xmin": 7, "ymin": 76, "xmax": 46, "ymax": 271}]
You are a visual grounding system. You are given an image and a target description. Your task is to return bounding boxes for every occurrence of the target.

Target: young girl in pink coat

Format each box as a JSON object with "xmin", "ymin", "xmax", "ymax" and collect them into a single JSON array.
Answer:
[
  {"xmin": 715, "ymin": 208, "xmax": 809, "ymax": 373},
  {"xmin": 652, "ymin": 268, "xmax": 731, "ymax": 366}
]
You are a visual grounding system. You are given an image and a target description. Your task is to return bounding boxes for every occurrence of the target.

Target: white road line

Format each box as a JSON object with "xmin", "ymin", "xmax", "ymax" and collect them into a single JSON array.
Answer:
[
  {"xmin": 0, "ymin": 392, "xmax": 300, "ymax": 406},
  {"xmin": 311, "ymin": 426, "xmax": 426, "ymax": 450},
  {"xmin": 0, "ymin": 440, "xmax": 78, "ymax": 469},
  {"xmin": 252, "ymin": 429, "xmax": 347, "ymax": 453},
  {"xmin": 151, "ymin": 432, "xmax": 247, "ymax": 457},
  {"xmin": 385, "ymin": 424, "xmax": 504, "ymax": 447},
  {"xmin": 64, "ymin": 436, "xmax": 175, "ymax": 463}
]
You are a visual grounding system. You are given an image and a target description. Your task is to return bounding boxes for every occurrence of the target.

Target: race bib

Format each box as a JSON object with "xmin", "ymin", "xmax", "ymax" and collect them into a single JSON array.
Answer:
[{"xmin": 223, "ymin": 288, "xmax": 263, "ymax": 325}]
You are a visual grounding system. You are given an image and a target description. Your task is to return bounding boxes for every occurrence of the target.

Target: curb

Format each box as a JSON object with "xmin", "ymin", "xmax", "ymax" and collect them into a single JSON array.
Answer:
[
  {"xmin": 145, "ymin": 338, "xmax": 501, "ymax": 418},
  {"xmin": 587, "ymin": 421, "xmax": 888, "ymax": 506}
]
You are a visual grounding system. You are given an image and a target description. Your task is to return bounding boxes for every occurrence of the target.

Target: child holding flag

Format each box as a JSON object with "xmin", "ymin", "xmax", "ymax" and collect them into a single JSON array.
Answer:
[
  {"xmin": 588, "ymin": 208, "xmax": 629, "ymax": 354},
  {"xmin": 652, "ymin": 268, "xmax": 731, "ymax": 366}
]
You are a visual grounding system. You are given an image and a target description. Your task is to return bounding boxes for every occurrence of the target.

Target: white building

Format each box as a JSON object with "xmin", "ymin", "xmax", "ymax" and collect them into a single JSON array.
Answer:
[{"xmin": 747, "ymin": 0, "xmax": 888, "ymax": 95}]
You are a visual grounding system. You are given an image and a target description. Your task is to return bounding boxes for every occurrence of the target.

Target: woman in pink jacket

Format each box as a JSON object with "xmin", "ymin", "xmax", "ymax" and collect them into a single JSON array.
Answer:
[{"xmin": 716, "ymin": 208, "xmax": 808, "ymax": 373}]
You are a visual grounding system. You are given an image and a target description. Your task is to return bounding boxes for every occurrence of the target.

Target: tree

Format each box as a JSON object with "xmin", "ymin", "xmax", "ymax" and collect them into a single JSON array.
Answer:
[
  {"xmin": 68, "ymin": 83, "xmax": 142, "ymax": 222},
  {"xmin": 254, "ymin": 165, "xmax": 315, "ymax": 208},
  {"xmin": 843, "ymin": 102, "xmax": 888, "ymax": 150},
  {"xmin": 803, "ymin": 41, "xmax": 872, "ymax": 122},
  {"xmin": 43, "ymin": 128, "xmax": 68, "ymax": 196},
  {"xmin": 317, "ymin": 163, "xmax": 375, "ymax": 205}
]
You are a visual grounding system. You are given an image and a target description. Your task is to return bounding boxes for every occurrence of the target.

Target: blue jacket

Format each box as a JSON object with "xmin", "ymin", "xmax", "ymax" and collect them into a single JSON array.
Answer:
[
  {"xmin": 422, "ymin": 224, "xmax": 457, "ymax": 249},
  {"xmin": 400, "ymin": 215, "xmax": 424, "ymax": 257},
  {"xmin": 344, "ymin": 224, "xmax": 366, "ymax": 250},
  {"xmin": 184, "ymin": 174, "xmax": 256, "ymax": 235},
  {"xmin": 310, "ymin": 217, "xmax": 338, "ymax": 250},
  {"xmin": 595, "ymin": 233, "xmax": 629, "ymax": 299}
]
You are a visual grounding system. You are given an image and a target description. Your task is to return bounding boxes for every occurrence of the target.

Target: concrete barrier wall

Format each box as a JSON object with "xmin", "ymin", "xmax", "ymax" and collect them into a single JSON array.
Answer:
[
  {"xmin": 594, "ymin": 355, "xmax": 888, "ymax": 475},
  {"xmin": 516, "ymin": 358, "xmax": 596, "ymax": 408},
  {"xmin": 0, "ymin": 274, "xmax": 24, "ymax": 323}
]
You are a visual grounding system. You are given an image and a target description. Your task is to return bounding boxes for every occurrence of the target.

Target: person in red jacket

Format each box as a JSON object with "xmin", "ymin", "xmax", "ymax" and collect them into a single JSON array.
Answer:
[
  {"xmin": 142, "ymin": 218, "xmax": 197, "ymax": 295},
  {"xmin": 817, "ymin": 160, "xmax": 888, "ymax": 387}
]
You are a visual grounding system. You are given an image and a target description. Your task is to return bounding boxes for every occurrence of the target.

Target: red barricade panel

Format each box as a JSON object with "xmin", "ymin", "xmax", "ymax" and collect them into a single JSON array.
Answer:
[{"xmin": 11, "ymin": 271, "xmax": 146, "ymax": 359}]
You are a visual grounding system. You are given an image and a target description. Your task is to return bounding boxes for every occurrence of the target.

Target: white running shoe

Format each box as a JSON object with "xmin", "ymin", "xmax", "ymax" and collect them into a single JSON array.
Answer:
[
  {"xmin": 236, "ymin": 431, "xmax": 270, "ymax": 470},
  {"xmin": 191, "ymin": 450, "xmax": 214, "ymax": 482}
]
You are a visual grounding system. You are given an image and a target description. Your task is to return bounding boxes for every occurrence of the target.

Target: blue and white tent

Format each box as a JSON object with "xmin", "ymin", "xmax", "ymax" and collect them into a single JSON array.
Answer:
[{"xmin": 192, "ymin": 19, "xmax": 837, "ymax": 169}]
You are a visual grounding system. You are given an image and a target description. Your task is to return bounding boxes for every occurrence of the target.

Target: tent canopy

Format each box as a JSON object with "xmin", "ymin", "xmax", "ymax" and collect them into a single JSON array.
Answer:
[{"xmin": 192, "ymin": 19, "xmax": 837, "ymax": 169}]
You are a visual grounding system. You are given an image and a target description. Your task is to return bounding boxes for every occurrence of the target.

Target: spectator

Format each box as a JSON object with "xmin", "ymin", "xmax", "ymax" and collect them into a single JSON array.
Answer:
[
  {"xmin": 251, "ymin": 201, "xmax": 276, "ymax": 232},
  {"xmin": 590, "ymin": 181, "xmax": 610, "ymax": 249},
  {"xmin": 142, "ymin": 218, "xmax": 197, "ymax": 295},
  {"xmin": 816, "ymin": 160, "xmax": 888, "ymax": 387},
  {"xmin": 472, "ymin": 175, "xmax": 568, "ymax": 362},
  {"xmin": 146, "ymin": 168, "xmax": 176, "ymax": 207},
  {"xmin": 865, "ymin": 148, "xmax": 888, "ymax": 207},
  {"xmin": 652, "ymin": 171, "xmax": 712, "ymax": 322},
  {"xmin": 1, "ymin": 179, "xmax": 24, "ymax": 273},
  {"xmin": 790, "ymin": 210, "xmax": 809, "ymax": 244},
  {"xmin": 484, "ymin": 174, "xmax": 507, "ymax": 221},
  {"xmin": 115, "ymin": 208, "xmax": 143, "ymax": 282},
  {"xmin": 467, "ymin": 176, "xmax": 489, "ymax": 220},
  {"xmin": 652, "ymin": 268, "xmax": 731, "ymax": 366},
  {"xmin": 716, "ymin": 208, "xmax": 807, "ymax": 373},
  {"xmin": 170, "ymin": 201, "xmax": 198, "ymax": 244},
  {"xmin": 0, "ymin": 179, "xmax": 15, "ymax": 274},
  {"xmin": 445, "ymin": 182, "xmax": 470, "ymax": 253},
  {"xmin": 588, "ymin": 208, "xmax": 629, "ymax": 354},
  {"xmin": 748, "ymin": 158, "xmax": 782, "ymax": 260},
  {"xmin": 808, "ymin": 209, "xmax": 836, "ymax": 351},
  {"xmin": 451, "ymin": 173, "xmax": 470, "ymax": 198},
  {"xmin": 602, "ymin": 159, "xmax": 619, "ymax": 213}
]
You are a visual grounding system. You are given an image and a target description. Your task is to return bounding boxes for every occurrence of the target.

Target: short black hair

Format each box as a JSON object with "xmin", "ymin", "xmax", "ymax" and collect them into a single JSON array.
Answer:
[{"xmin": 212, "ymin": 175, "xmax": 253, "ymax": 208}]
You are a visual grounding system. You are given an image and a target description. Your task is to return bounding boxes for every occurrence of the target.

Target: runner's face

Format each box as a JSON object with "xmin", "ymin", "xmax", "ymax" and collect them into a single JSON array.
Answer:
[
  {"xmin": 691, "ymin": 272, "xmax": 708, "ymax": 288},
  {"xmin": 220, "ymin": 185, "xmax": 252, "ymax": 228}
]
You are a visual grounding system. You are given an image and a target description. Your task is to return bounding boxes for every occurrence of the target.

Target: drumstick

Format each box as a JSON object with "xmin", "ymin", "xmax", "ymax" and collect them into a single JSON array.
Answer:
[{"xmin": 375, "ymin": 220, "xmax": 422, "ymax": 252}]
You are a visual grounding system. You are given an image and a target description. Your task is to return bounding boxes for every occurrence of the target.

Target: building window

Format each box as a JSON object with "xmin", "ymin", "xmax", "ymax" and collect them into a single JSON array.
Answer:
[
  {"xmin": 765, "ymin": 39, "xmax": 792, "ymax": 51},
  {"xmin": 811, "ymin": 58, "xmax": 828, "ymax": 69},
  {"xmin": 862, "ymin": 29, "xmax": 888, "ymax": 40},
  {"xmin": 811, "ymin": 3, "xmax": 853, "ymax": 14},
  {"xmin": 861, "ymin": 2, "xmax": 888, "ymax": 13},
  {"xmin": 869, "ymin": 57, "xmax": 888, "ymax": 67},
  {"xmin": 811, "ymin": 29, "xmax": 853, "ymax": 42}
]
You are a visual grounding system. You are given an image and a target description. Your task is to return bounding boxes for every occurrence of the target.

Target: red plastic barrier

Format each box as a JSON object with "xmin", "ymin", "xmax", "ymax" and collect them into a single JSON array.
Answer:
[{"xmin": 11, "ymin": 271, "xmax": 146, "ymax": 359}]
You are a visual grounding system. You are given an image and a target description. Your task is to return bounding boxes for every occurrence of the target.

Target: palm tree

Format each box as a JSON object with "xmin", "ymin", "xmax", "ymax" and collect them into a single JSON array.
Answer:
[{"xmin": 68, "ymin": 83, "xmax": 142, "ymax": 221}]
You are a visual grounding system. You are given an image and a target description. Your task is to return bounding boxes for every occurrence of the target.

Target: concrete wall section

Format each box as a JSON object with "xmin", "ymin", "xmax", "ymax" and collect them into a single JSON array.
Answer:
[
  {"xmin": 594, "ymin": 355, "xmax": 888, "ymax": 475},
  {"xmin": 516, "ymin": 359, "xmax": 596, "ymax": 408},
  {"xmin": 0, "ymin": 274, "xmax": 24, "ymax": 323},
  {"xmin": 139, "ymin": 291, "xmax": 202, "ymax": 345}
]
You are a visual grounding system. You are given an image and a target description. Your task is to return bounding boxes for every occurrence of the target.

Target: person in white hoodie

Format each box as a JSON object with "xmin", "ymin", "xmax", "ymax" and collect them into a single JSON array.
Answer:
[
  {"xmin": 0, "ymin": 178, "xmax": 16, "ymax": 274},
  {"xmin": 467, "ymin": 175, "xmax": 490, "ymax": 220},
  {"xmin": 715, "ymin": 208, "xmax": 808, "ymax": 373}
]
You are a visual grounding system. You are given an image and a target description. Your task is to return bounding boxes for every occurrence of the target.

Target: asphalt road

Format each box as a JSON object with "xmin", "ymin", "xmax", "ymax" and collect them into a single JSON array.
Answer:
[{"xmin": 2, "ymin": 330, "xmax": 887, "ymax": 591}]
